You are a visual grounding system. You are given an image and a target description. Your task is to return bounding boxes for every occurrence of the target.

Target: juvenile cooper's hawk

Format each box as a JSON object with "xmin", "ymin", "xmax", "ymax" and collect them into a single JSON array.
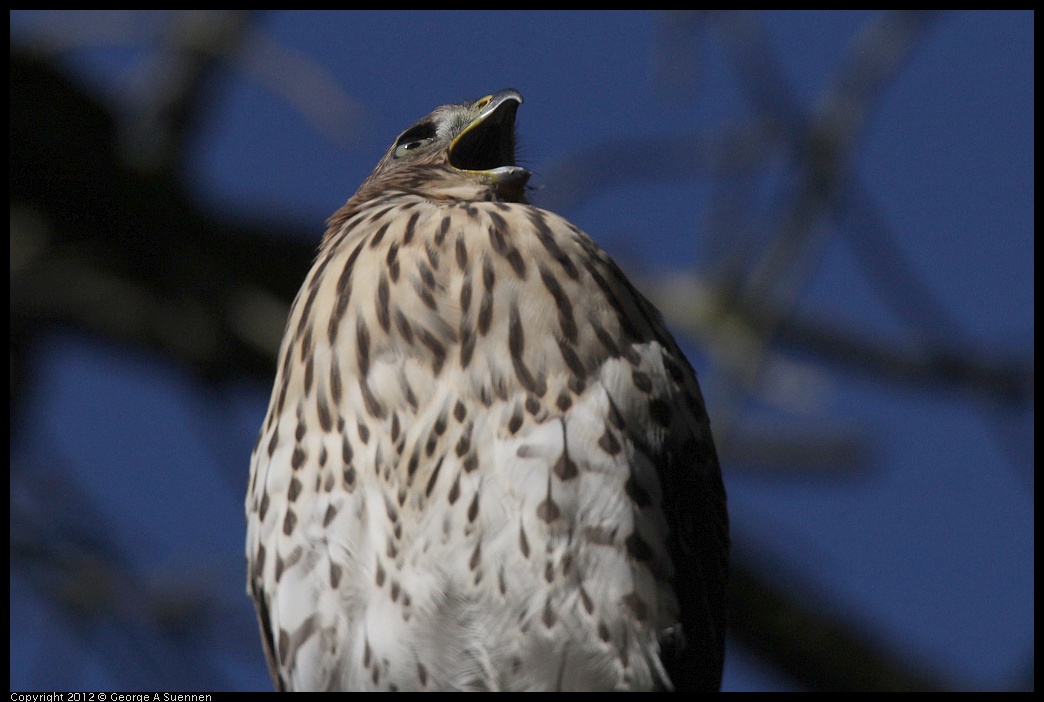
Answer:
[{"xmin": 246, "ymin": 89, "xmax": 728, "ymax": 691}]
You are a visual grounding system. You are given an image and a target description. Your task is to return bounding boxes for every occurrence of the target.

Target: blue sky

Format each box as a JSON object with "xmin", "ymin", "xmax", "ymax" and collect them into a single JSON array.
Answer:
[{"xmin": 10, "ymin": 10, "xmax": 1033, "ymax": 691}]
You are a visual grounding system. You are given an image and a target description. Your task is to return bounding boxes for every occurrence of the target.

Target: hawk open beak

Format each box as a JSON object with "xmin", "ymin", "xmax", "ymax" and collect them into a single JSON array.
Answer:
[{"xmin": 449, "ymin": 89, "xmax": 530, "ymax": 194}]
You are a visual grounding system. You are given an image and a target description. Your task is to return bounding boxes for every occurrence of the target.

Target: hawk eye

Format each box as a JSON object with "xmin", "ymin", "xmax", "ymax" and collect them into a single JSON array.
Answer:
[{"xmin": 394, "ymin": 123, "xmax": 436, "ymax": 158}]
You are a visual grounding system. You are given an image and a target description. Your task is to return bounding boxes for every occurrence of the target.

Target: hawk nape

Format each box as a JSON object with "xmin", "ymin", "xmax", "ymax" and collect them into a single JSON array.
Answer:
[{"xmin": 246, "ymin": 89, "xmax": 729, "ymax": 691}]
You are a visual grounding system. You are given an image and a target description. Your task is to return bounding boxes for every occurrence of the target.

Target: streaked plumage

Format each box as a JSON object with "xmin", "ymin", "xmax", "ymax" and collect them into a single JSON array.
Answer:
[{"xmin": 246, "ymin": 89, "xmax": 728, "ymax": 691}]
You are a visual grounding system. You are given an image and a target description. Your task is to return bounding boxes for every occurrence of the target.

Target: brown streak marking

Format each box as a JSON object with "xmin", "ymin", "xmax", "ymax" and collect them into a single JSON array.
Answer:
[{"xmin": 376, "ymin": 275, "xmax": 391, "ymax": 332}]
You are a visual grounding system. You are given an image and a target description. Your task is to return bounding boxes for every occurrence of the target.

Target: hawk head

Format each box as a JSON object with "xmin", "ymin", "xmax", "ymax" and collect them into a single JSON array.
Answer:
[{"xmin": 343, "ymin": 89, "xmax": 530, "ymax": 217}]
